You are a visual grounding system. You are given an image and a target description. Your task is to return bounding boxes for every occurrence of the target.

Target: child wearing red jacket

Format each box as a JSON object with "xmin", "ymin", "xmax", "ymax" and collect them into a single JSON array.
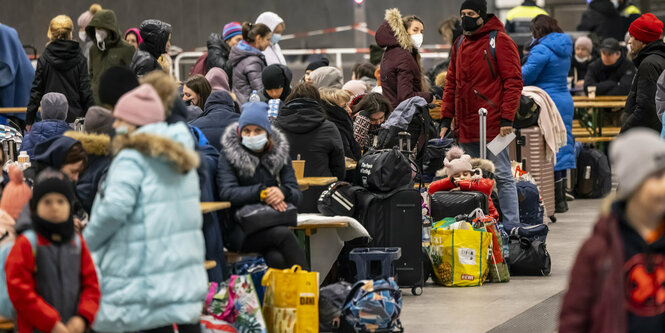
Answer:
[
  {"xmin": 5, "ymin": 169, "xmax": 100, "ymax": 333},
  {"xmin": 428, "ymin": 146, "xmax": 500, "ymax": 220}
]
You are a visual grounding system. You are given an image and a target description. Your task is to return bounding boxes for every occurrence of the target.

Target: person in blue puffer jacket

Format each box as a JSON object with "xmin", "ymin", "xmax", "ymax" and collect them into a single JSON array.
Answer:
[
  {"xmin": 21, "ymin": 93, "xmax": 72, "ymax": 160},
  {"xmin": 521, "ymin": 15, "xmax": 574, "ymax": 213},
  {"xmin": 83, "ymin": 84, "xmax": 206, "ymax": 333},
  {"xmin": 189, "ymin": 90, "xmax": 239, "ymax": 152}
]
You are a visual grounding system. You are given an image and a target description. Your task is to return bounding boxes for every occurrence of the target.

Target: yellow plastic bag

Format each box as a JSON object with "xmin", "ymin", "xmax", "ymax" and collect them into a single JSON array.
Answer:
[
  {"xmin": 429, "ymin": 228, "xmax": 492, "ymax": 287},
  {"xmin": 262, "ymin": 265, "xmax": 319, "ymax": 333}
]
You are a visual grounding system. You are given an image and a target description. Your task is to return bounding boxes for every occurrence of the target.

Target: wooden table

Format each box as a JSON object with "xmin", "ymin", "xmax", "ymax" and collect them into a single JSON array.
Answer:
[
  {"xmin": 572, "ymin": 95, "xmax": 627, "ymax": 102},
  {"xmin": 0, "ymin": 107, "xmax": 28, "ymax": 114},
  {"xmin": 346, "ymin": 161, "xmax": 357, "ymax": 170},
  {"xmin": 200, "ymin": 202, "xmax": 231, "ymax": 214},
  {"xmin": 204, "ymin": 260, "xmax": 217, "ymax": 270},
  {"xmin": 297, "ymin": 177, "xmax": 338, "ymax": 191},
  {"xmin": 574, "ymin": 100, "xmax": 626, "ymax": 137},
  {"xmin": 292, "ymin": 218, "xmax": 350, "ymax": 267}
]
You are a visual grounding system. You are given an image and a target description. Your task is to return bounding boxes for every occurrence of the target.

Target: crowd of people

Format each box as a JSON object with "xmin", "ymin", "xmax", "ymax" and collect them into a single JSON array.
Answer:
[{"xmin": 0, "ymin": 0, "xmax": 664, "ymax": 331}]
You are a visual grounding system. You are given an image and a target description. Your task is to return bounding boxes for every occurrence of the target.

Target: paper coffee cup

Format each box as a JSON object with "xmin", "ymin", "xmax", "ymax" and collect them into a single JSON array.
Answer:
[
  {"xmin": 292, "ymin": 160, "xmax": 305, "ymax": 179},
  {"xmin": 588, "ymin": 86, "xmax": 596, "ymax": 99}
]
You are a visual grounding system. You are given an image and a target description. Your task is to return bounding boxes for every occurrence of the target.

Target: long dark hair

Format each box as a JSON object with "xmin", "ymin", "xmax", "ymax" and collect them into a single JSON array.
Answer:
[
  {"xmin": 351, "ymin": 92, "xmax": 393, "ymax": 118},
  {"xmin": 241, "ymin": 22, "xmax": 271, "ymax": 44},
  {"xmin": 530, "ymin": 14, "xmax": 563, "ymax": 40},
  {"xmin": 184, "ymin": 75, "xmax": 211, "ymax": 110}
]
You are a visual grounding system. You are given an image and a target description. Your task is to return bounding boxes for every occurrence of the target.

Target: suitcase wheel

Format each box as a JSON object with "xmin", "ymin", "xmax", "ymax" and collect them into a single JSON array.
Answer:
[{"xmin": 411, "ymin": 286, "xmax": 423, "ymax": 296}]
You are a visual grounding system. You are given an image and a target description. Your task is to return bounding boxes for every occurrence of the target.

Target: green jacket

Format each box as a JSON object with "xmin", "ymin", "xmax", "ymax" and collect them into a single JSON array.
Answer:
[{"xmin": 85, "ymin": 9, "xmax": 135, "ymax": 104}]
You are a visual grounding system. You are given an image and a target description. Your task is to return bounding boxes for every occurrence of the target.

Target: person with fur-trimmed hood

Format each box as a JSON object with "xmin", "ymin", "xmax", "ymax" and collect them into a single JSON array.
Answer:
[
  {"xmin": 83, "ymin": 84, "xmax": 206, "ymax": 332},
  {"xmin": 216, "ymin": 102, "xmax": 306, "ymax": 269},
  {"xmin": 428, "ymin": 146, "xmax": 500, "ymax": 220},
  {"xmin": 375, "ymin": 8, "xmax": 433, "ymax": 108}
]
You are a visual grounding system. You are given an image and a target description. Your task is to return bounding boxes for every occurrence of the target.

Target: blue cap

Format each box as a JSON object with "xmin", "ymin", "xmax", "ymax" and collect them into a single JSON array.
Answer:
[{"xmin": 239, "ymin": 102, "xmax": 271, "ymax": 134}]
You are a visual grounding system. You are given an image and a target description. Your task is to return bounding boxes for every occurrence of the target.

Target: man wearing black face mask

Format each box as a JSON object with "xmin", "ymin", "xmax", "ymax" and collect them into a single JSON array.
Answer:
[{"xmin": 440, "ymin": 0, "xmax": 524, "ymax": 229}]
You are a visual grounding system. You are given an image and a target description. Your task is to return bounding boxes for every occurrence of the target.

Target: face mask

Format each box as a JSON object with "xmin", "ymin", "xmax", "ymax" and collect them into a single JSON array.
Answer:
[
  {"xmin": 575, "ymin": 55, "xmax": 589, "ymax": 63},
  {"xmin": 271, "ymin": 33, "xmax": 282, "ymax": 45},
  {"xmin": 95, "ymin": 28, "xmax": 108, "ymax": 51},
  {"xmin": 461, "ymin": 16, "xmax": 482, "ymax": 32},
  {"xmin": 242, "ymin": 133, "xmax": 268, "ymax": 152},
  {"xmin": 410, "ymin": 33, "xmax": 424, "ymax": 49},
  {"xmin": 79, "ymin": 31, "xmax": 87, "ymax": 42},
  {"xmin": 115, "ymin": 125, "xmax": 129, "ymax": 135}
]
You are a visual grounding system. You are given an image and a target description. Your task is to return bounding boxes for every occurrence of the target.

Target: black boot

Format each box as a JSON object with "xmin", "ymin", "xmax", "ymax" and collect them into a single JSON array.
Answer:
[{"xmin": 555, "ymin": 178, "xmax": 569, "ymax": 213}]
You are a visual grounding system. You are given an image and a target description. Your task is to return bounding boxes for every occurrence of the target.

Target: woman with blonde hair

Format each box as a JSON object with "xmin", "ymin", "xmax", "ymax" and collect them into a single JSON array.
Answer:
[
  {"xmin": 320, "ymin": 87, "xmax": 362, "ymax": 161},
  {"xmin": 26, "ymin": 14, "xmax": 94, "ymax": 129}
]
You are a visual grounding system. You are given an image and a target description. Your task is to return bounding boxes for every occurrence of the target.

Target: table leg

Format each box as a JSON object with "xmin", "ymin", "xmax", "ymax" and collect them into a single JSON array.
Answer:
[
  {"xmin": 295, "ymin": 229, "xmax": 312, "ymax": 267},
  {"xmin": 591, "ymin": 108, "xmax": 599, "ymax": 137}
]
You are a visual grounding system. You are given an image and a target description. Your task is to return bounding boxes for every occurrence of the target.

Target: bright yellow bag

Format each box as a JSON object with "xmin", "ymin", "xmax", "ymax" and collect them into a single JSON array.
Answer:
[
  {"xmin": 261, "ymin": 265, "xmax": 319, "ymax": 333},
  {"xmin": 429, "ymin": 228, "xmax": 492, "ymax": 287}
]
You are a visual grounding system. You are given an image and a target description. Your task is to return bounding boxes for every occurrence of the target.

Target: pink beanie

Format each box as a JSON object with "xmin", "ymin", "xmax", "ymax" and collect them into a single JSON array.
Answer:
[
  {"xmin": 444, "ymin": 146, "xmax": 474, "ymax": 177},
  {"xmin": 343, "ymin": 80, "xmax": 369, "ymax": 97},
  {"xmin": 0, "ymin": 165, "xmax": 32, "ymax": 220},
  {"xmin": 113, "ymin": 84, "xmax": 165, "ymax": 126},
  {"xmin": 205, "ymin": 68, "xmax": 230, "ymax": 92}
]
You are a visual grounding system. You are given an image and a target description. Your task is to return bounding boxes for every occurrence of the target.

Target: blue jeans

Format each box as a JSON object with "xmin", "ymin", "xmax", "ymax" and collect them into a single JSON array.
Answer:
[{"xmin": 460, "ymin": 142, "xmax": 520, "ymax": 226}]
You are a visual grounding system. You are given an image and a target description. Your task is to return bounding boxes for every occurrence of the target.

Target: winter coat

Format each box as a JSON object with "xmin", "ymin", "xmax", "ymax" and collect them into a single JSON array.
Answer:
[
  {"xmin": 205, "ymin": 33, "xmax": 234, "ymax": 86},
  {"xmin": 131, "ymin": 20, "xmax": 171, "ymax": 76},
  {"xmin": 569, "ymin": 57, "xmax": 593, "ymax": 84},
  {"xmin": 584, "ymin": 53, "xmax": 636, "ymax": 96},
  {"xmin": 83, "ymin": 122, "xmax": 206, "ymax": 332},
  {"xmin": 505, "ymin": 1, "xmax": 549, "ymax": 33},
  {"xmin": 657, "ymin": 71, "xmax": 665, "ymax": 125},
  {"xmin": 577, "ymin": 0, "xmax": 631, "ymax": 41},
  {"xmin": 441, "ymin": 15, "xmax": 523, "ymax": 143},
  {"xmin": 375, "ymin": 9, "xmax": 432, "ymax": 108},
  {"xmin": 522, "ymin": 33, "xmax": 575, "ymax": 171},
  {"xmin": 217, "ymin": 123, "xmax": 302, "ymax": 251},
  {"xmin": 622, "ymin": 40, "xmax": 665, "ymax": 134},
  {"xmin": 322, "ymin": 102, "xmax": 361, "ymax": 161},
  {"xmin": 275, "ymin": 98, "xmax": 346, "ymax": 180},
  {"xmin": 26, "ymin": 40, "xmax": 94, "ymax": 125},
  {"xmin": 256, "ymin": 12, "xmax": 287, "ymax": 65},
  {"xmin": 0, "ymin": 24, "xmax": 34, "ymax": 116},
  {"xmin": 63, "ymin": 131, "xmax": 111, "ymax": 215},
  {"xmin": 229, "ymin": 41, "xmax": 266, "ymax": 104},
  {"xmin": 85, "ymin": 10, "xmax": 136, "ymax": 104},
  {"xmin": 20, "ymin": 120, "xmax": 71, "ymax": 159},
  {"xmin": 428, "ymin": 177, "xmax": 500, "ymax": 221},
  {"xmin": 6, "ymin": 232, "xmax": 100, "ymax": 333},
  {"xmin": 189, "ymin": 90, "xmax": 240, "ymax": 152}
]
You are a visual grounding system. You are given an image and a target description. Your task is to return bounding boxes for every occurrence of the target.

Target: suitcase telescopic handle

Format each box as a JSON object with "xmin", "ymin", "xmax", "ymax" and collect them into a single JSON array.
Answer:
[{"xmin": 479, "ymin": 108, "xmax": 487, "ymax": 159}]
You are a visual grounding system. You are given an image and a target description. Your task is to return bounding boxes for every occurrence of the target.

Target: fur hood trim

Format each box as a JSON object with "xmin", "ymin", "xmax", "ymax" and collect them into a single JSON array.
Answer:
[
  {"xmin": 221, "ymin": 122, "xmax": 290, "ymax": 178},
  {"xmin": 64, "ymin": 131, "xmax": 111, "ymax": 156},
  {"xmin": 112, "ymin": 132, "xmax": 200, "ymax": 173},
  {"xmin": 385, "ymin": 8, "xmax": 413, "ymax": 52}
]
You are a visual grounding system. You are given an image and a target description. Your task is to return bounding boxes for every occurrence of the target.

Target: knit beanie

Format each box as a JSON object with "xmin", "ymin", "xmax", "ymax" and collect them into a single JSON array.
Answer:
[
  {"xmin": 575, "ymin": 36, "xmax": 593, "ymax": 53},
  {"xmin": 40, "ymin": 92, "xmax": 68, "ymax": 121},
  {"xmin": 99, "ymin": 66, "xmax": 140, "ymax": 107},
  {"xmin": 461, "ymin": 0, "xmax": 488, "ymax": 19},
  {"xmin": 30, "ymin": 169, "xmax": 75, "ymax": 216},
  {"xmin": 239, "ymin": 102, "xmax": 271, "ymax": 134},
  {"xmin": 306, "ymin": 58, "xmax": 330, "ymax": 72},
  {"xmin": 262, "ymin": 65, "xmax": 287, "ymax": 90},
  {"xmin": 114, "ymin": 84, "xmax": 165, "ymax": 126},
  {"xmin": 77, "ymin": 4, "xmax": 101, "ymax": 30},
  {"xmin": 610, "ymin": 129, "xmax": 665, "ymax": 200},
  {"xmin": 124, "ymin": 28, "xmax": 143, "ymax": 45},
  {"xmin": 629, "ymin": 13, "xmax": 664, "ymax": 44},
  {"xmin": 444, "ymin": 146, "xmax": 474, "ymax": 177},
  {"xmin": 84, "ymin": 106, "xmax": 114, "ymax": 136},
  {"xmin": 223, "ymin": 22, "xmax": 242, "ymax": 41},
  {"xmin": 343, "ymin": 80, "xmax": 369, "ymax": 97},
  {"xmin": 310, "ymin": 66, "xmax": 344, "ymax": 89},
  {"xmin": 0, "ymin": 165, "xmax": 32, "ymax": 219},
  {"xmin": 206, "ymin": 67, "xmax": 231, "ymax": 92}
]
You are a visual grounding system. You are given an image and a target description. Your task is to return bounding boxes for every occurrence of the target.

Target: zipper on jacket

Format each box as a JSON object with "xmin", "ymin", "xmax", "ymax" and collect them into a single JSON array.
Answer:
[
  {"xmin": 473, "ymin": 89, "xmax": 498, "ymax": 108},
  {"xmin": 484, "ymin": 50, "xmax": 496, "ymax": 79}
]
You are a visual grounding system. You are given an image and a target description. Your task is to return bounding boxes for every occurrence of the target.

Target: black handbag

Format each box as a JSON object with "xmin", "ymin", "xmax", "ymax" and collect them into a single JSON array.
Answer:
[
  {"xmin": 513, "ymin": 95, "xmax": 541, "ymax": 129},
  {"xmin": 508, "ymin": 236, "xmax": 551, "ymax": 276},
  {"xmin": 358, "ymin": 147, "xmax": 412, "ymax": 192},
  {"xmin": 317, "ymin": 181, "xmax": 365, "ymax": 217},
  {"xmin": 235, "ymin": 203, "xmax": 298, "ymax": 235}
]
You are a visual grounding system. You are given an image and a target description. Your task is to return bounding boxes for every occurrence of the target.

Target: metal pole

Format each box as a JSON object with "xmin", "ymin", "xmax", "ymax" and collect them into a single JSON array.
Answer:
[
  {"xmin": 479, "ymin": 108, "xmax": 488, "ymax": 159},
  {"xmin": 353, "ymin": 1, "xmax": 368, "ymax": 63}
]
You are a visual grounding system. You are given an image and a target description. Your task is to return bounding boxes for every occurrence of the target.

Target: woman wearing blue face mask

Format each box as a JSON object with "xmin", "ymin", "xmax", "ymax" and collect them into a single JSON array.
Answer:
[
  {"xmin": 216, "ymin": 101, "xmax": 306, "ymax": 269},
  {"xmin": 256, "ymin": 11, "xmax": 287, "ymax": 65}
]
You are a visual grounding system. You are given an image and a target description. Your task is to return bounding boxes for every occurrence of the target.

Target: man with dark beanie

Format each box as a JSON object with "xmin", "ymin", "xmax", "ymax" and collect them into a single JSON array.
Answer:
[
  {"xmin": 260, "ymin": 64, "xmax": 292, "ymax": 102},
  {"xmin": 621, "ymin": 13, "xmax": 665, "ymax": 134},
  {"xmin": 440, "ymin": 0, "xmax": 523, "ymax": 228},
  {"xmin": 97, "ymin": 66, "xmax": 139, "ymax": 109}
]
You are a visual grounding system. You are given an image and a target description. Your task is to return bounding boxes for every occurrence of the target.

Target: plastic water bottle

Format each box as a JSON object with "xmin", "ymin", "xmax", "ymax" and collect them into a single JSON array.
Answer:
[
  {"xmin": 17, "ymin": 151, "xmax": 30, "ymax": 171},
  {"xmin": 249, "ymin": 90, "xmax": 260, "ymax": 102}
]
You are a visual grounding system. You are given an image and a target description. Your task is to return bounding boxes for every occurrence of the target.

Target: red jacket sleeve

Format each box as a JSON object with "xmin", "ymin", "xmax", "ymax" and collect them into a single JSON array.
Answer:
[
  {"xmin": 77, "ymin": 236, "xmax": 100, "ymax": 326},
  {"xmin": 457, "ymin": 178, "xmax": 495, "ymax": 196},
  {"xmin": 441, "ymin": 41, "xmax": 458, "ymax": 121},
  {"xmin": 495, "ymin": 32, "xmax": 523, "ymax": 123},
  {"xmin": 6, "ymin": 236, "xmax": 61, "ymax": 332},
  {"xmin": 428, "ymin": 177, "xmax": 456, "ymax": 195}
]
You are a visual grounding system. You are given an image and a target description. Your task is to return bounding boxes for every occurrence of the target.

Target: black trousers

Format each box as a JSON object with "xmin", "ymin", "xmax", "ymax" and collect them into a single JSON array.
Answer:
[{"xmin": 241, "ymin": 225, "xmax": 307, "ymax": 269}]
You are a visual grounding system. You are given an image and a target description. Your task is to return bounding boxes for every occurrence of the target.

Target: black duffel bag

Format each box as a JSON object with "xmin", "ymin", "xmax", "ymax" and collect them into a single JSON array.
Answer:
[
  {"xmin": 318, "ymin": 181, "xmax": 366, "ymax": 217},
  {"xmin": 358, "ymin": 147, "xmax": 412, "ymax": 192},
  {"xmin": 508, "ymin": 236, "xmax": 551, "ymax": 276},
  {"xmin": 514, "ymin": 95, "xmax": 541, "ymax": 129}
]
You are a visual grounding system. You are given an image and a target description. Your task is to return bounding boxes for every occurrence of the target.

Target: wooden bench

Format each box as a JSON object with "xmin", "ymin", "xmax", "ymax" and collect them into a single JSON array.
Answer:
[
  {"xmin": 0, "ymin": 320, "xmax": 13, "ymax": 331},
  {"xmin": 204, "ymin": 260, "xmax": 217, "ymax": 270},
  {"xmin": 573, "ymin": 126, "xmax": 620, "ymax": 137},
  {"xmin": 575, "ymin": 136, "xmax": 614, "ymax": 143},
  {"xmin": 200, "ymin": 202, "xmax": 231, "ymax": 214}
]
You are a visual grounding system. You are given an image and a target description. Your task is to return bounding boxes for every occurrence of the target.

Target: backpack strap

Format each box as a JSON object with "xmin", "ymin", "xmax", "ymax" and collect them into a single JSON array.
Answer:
[
  {"xmin": 488, "ymin": 30, "xmax": 498, "ymax": 60},
  {"xmin": 455, "ymin": 35, "xmax": 465, "ymax": 52},
  {"xmin": 22, "ymin": 230, "xmax": 38, "ymax": 254}
]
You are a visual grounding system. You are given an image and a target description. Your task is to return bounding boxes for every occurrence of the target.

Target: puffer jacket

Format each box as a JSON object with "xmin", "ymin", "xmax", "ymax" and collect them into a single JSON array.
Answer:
[
  {"xmin": 131, "ymin": 20, "xmax": 171, "ymax": 76},
  {"xmin": 189, "ymin": 90, "xmax": 239, "ymax": 152},
  {"xmin": 322, "ymin": 102, "xmax": 361, "ymax": 161},
  {"xmin": 63, "ymin": 131, "xmax": 111, "ymax": 215},
  {"xmin": 26, "ymin": 39, "xmax": 94, "ymax": 124},
  {"xmin": 229, "ymin": 41, "xmax": 267, "ymax": 104},
  {"xmin": 20, "ymin": 119, "xmax": 71, "ymax": 159},
  {"xmin": 622, "ymin": 40, "xmax": 665, "ymax": 134},
  {"xmin": 375, "ymin": 8, "xmax": 432, "ymax": 108},
  {"xmin": 522, "ymin": 32, "xmax": 575, "ymax": 171},
  {"xmin": 217, "ymin": 123, "xmax": 302, "ymax": 251},
  {"xmin": 83, "ymin": 122, "xmax": 206, "ymax": 332},
  {"xmin": 205, "ymin": 33, "xmax": 234, "ymax": 86}
]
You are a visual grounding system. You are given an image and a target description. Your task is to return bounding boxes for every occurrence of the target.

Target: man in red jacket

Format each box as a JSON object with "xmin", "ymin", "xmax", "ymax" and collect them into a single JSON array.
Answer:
[{"xmin": 440, "ymin": 0, "xmax": 523, "ymax": 227}]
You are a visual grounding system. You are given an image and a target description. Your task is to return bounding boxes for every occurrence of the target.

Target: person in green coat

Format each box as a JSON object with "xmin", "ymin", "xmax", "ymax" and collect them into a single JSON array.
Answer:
[{"xmin": 85, "ymin": 9, "xmax": 135, "ymax": 104}]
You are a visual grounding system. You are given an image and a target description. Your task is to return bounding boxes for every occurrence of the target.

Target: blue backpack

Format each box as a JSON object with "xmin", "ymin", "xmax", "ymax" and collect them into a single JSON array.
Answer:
[
  {"xmin": 516, "ymin": 181, "xmax": 544, "ymax": 226},
  {"xmin": 340, "ymin": 278, "xmax": 403, "ymax": 333}
]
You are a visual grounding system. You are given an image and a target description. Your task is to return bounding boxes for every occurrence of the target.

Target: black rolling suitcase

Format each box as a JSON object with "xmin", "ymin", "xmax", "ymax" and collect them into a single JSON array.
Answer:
[{"xmin": 430, "ymin": 191, "xmax": 489, "ymax": 222}]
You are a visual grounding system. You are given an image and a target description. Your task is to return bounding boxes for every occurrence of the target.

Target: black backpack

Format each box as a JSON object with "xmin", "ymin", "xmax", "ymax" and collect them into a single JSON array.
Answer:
[
  {"xmin": 514, "ymin": 95, "xmax": 541, "ymax": 129},
  {"xmin": 575, "ymin": 145, "xmax": 612, "ymax": 198},
  {"xmin": 317, "ymin": 181, "xmax": 366, "ymax": 217},
  {"xmin": 358, "ymin": 147, "xmax": 412, "ymax": 192}
]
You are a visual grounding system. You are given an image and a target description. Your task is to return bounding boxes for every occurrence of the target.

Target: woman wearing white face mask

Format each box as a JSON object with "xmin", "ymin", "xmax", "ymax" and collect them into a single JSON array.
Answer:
[
  {"xmin": 256, "ymin": 11, "xmax": 287, "ymax": 65},
  {"xmin": 217, "ymin": 101, "xmax": 307, "ymax": 269},
  {"xmin": 375, "ymin": 8, "xmax": 433, "ymax": 108}
]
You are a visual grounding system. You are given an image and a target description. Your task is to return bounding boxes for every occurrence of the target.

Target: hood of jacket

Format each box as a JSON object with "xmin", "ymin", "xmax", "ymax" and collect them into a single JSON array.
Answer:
[
  {"xmin": 112, "ymin": 122, "xmax": 199, "ymax": 173},
  {"xmin": 275, "ymin": 98, "xmax": 326, "ymax": 134},
  {"xmin": 43, "ymin": 40, "xmax": 83, "ymax": 71},
  {"xmin": 537, "ymin": 32, "xmax": 573, "ymax": 58},
  {"xmin": 138, "ymin": 19, "xmax": 172, "ymax": 59},
  {"xmin": 228, "ymin": 41, "xmax": 265, "ymax": 68},
  {"xmin": 221, "ymin": 122, "xmax": 290, "ymax": 178},
  {"xmin": 207, "ymin": 33, "xmax": 230, "ymax": 58},
  {"xmin": 375, "ymin": 8, "xmax": 414, "ymax": 52},
  {"xmin": 590, "ymin": 0, "xmax": 621, "ymax": 17},
  {"xmin": 256, "ymin": 12, "xmax": 284, "ymax": 32},
  {"xmin": 64, "ymin": 130, "xmax": 110, "ymax": 156},
  {"xmin": 322, "ymin": 102, "xmax": 353, "ymax": 127},
  {"xmin": 466, "ymin": 14, "xmax": 507, "ymax": 39},
  {"xmin": 33, "ymin": 135, "xmax": 79, "ymax": 169},
  {"xmin": 633, "ymin": 40, "xmax": 665, "ymax": 68},
  {"xmin": 202, "ymin": 90, "xmax": 235, "ymax": 116},
  {"xmin": 85, "ymin": 9, "xmax": 122, "ymax": 46}
]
